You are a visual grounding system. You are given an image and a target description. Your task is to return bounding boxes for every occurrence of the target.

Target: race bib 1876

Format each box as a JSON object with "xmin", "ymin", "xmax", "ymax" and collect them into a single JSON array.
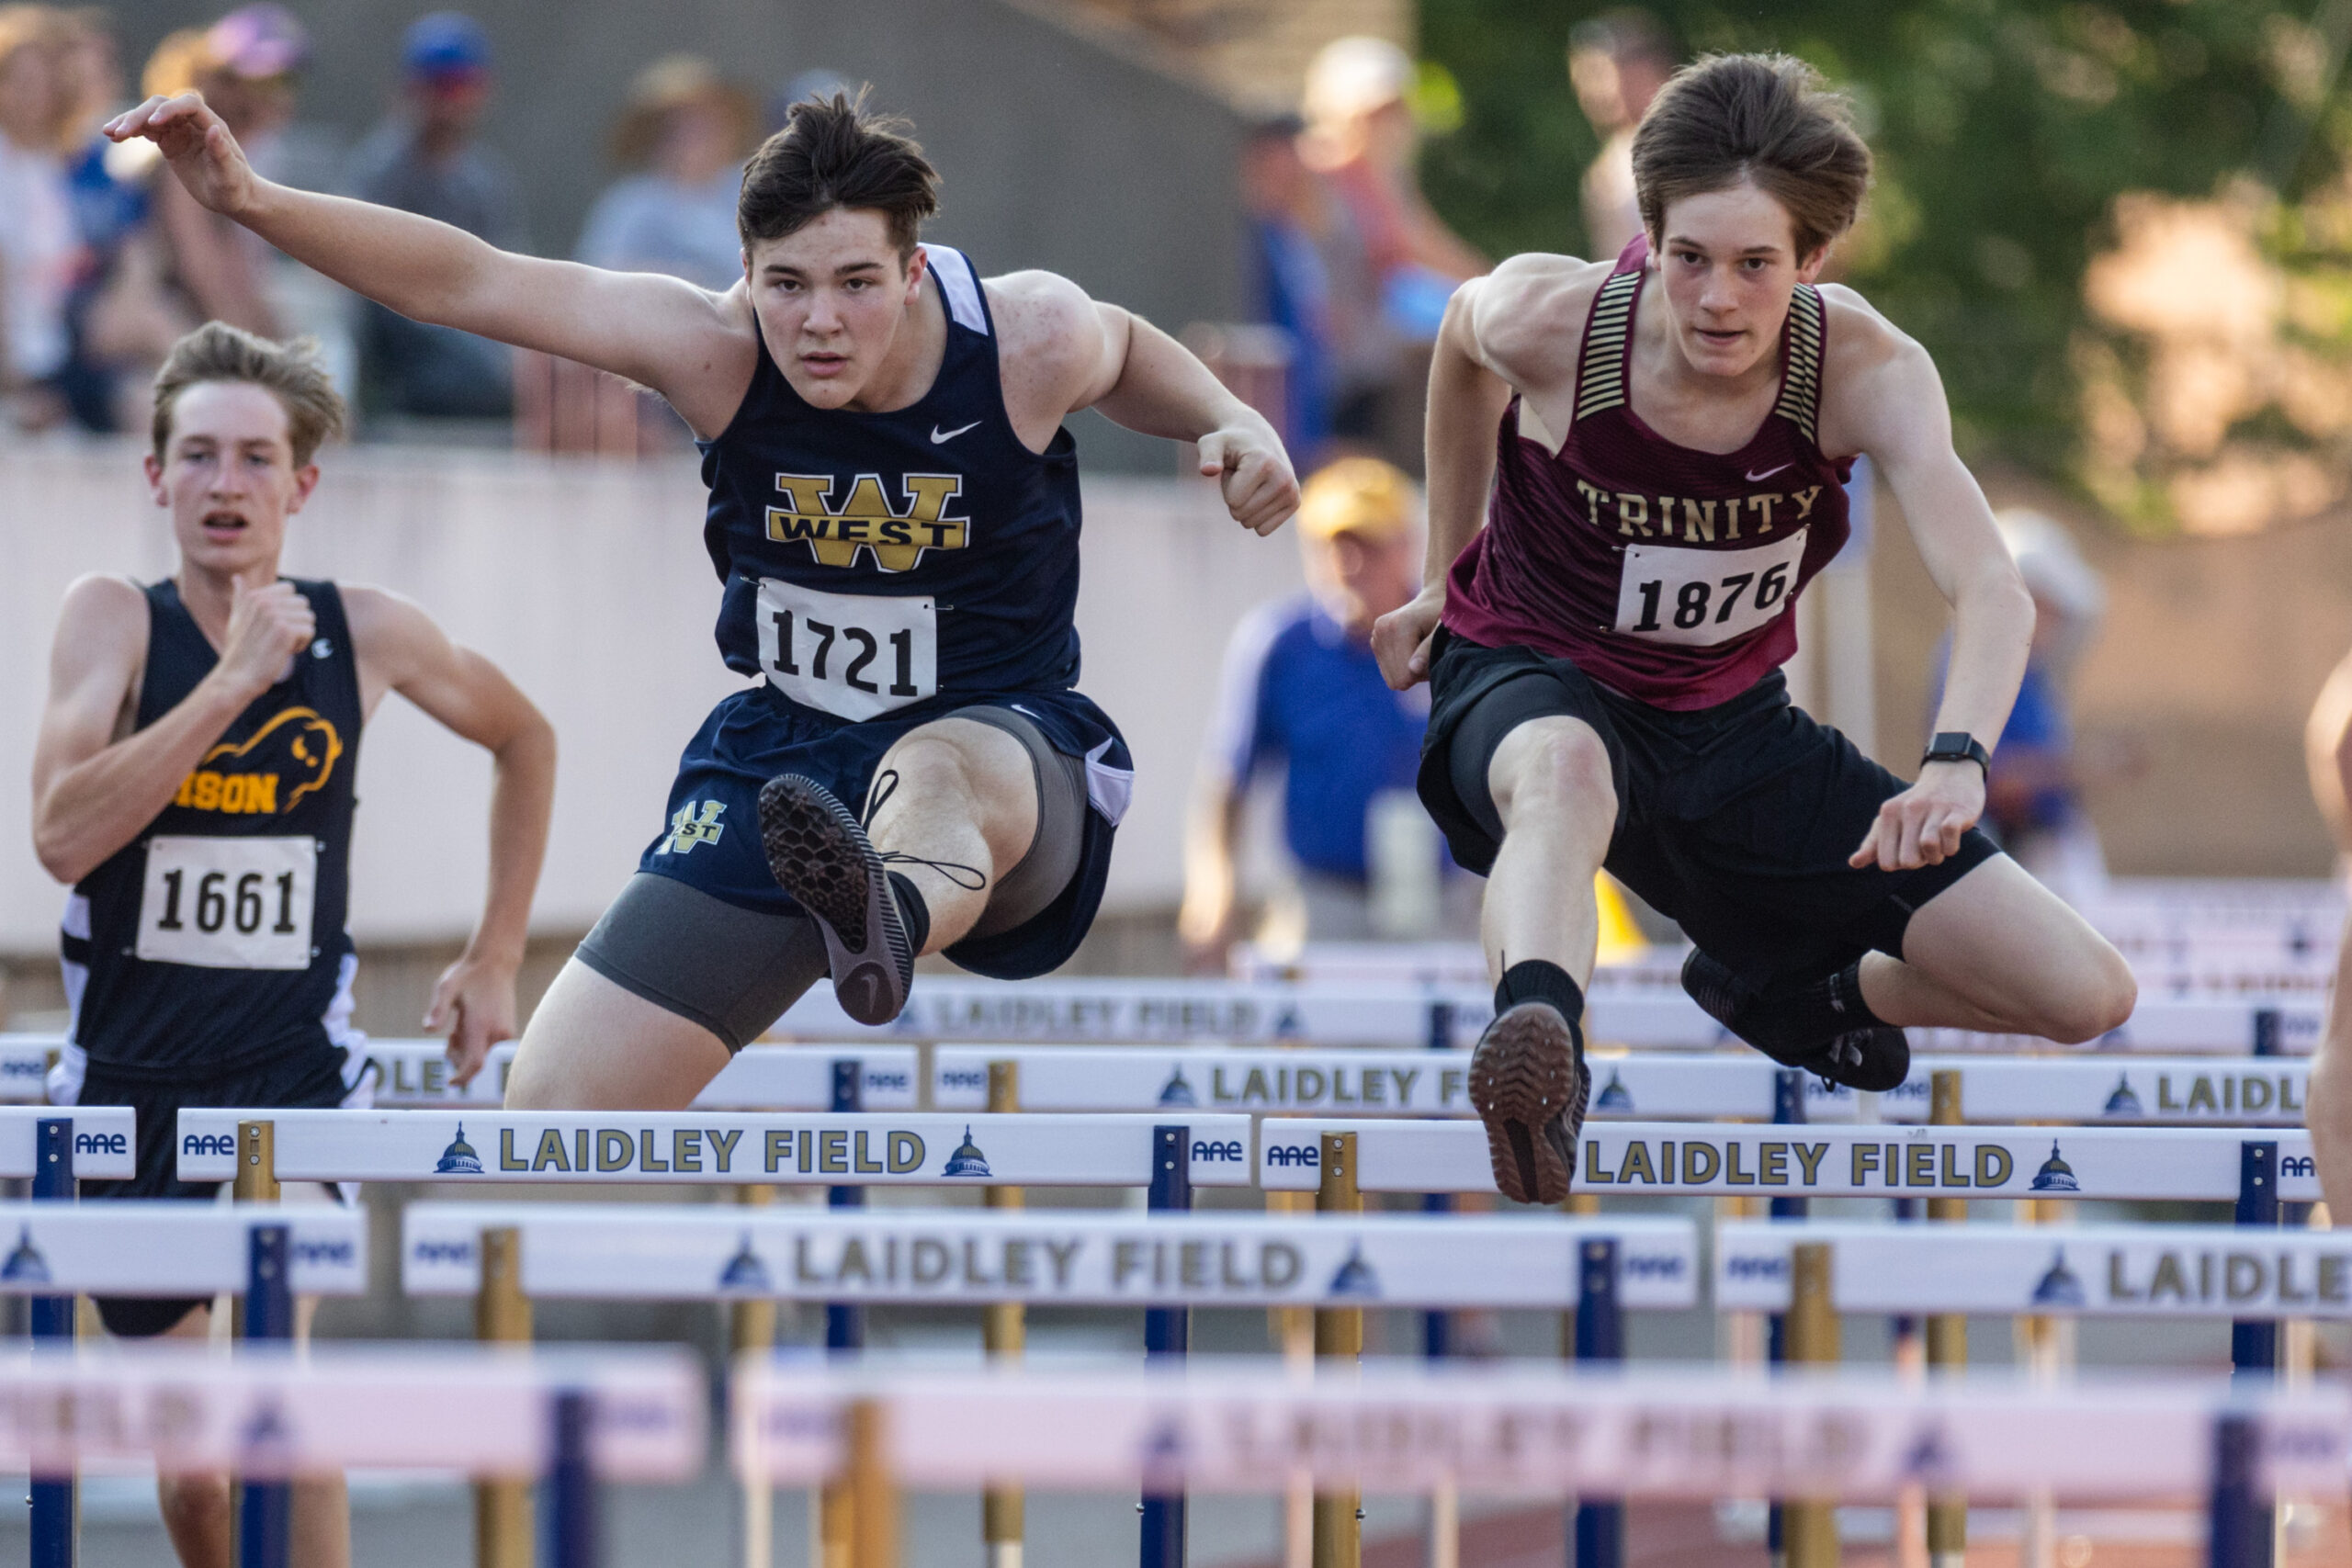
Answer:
[
  {"xmin": 136, "ymin": 834, "xmax": 316, "ymax": 970},
  {"xmin": 1614, "ymin": 528, "xmax": 1809, "ymax": 648},
  {"xmin": 755, "ymin": 578, "xmax": 938, "ymax": 721}
]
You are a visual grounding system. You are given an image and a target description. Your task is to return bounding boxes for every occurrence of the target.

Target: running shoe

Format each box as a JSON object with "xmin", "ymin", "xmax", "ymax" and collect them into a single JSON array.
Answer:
[
  {"xmin": 1466, "ymin": 1001, "xmax": 1589, "ymax": 1205},
  {"xmin": 757, "ymin": 774, "xmax": 913, "ymax": 1027},
  {"xmin": 1680, "ymin": 948, "xmax": 1910, "ymax": 1092}
]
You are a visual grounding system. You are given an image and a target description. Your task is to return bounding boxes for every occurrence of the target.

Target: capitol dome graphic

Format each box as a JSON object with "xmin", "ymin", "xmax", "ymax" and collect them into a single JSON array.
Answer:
[
  {"xmin": 2030, "ymin": 1248, "xmax": 2086, "ymax": 1308},
  {"xmin": 942, "ymin": 1127, "xmax": 992, "ymax": 1178},
  {"xmin": 1, "ymin": 1226, "xmax": 49, "ymax": 1284},
  {"xmin": 2030, "ymin": 1140, "xmax": 2080, "ymax": 1193},
  {"xmin": 1327, "ymin": 1244, "xmax": 1381, "ymax": 1301},
  {"xmin": 1158, "ymin": 1066, "xmax": 1198, "ymax": 1108},
  {"xmin": 435, "ymin": 1124, "xmax": 485, "ymax": 1175},
  {"xmin": 718, "ymin": 1233, "xmax": 772, "ymax": 1293},
  {"xmin": 2102, "ymin": 1076, "xmax": 2143, "ymax": 1117},
  {"xmin": 1594, "ymin": 1070, "xmax": 1634, "ymax": 1113}
]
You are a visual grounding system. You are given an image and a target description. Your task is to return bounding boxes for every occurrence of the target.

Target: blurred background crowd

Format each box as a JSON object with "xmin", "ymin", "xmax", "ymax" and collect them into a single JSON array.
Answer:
[{"xmin": 2, "ymin": 0, "xmax": 2350, "ymax": 1024}]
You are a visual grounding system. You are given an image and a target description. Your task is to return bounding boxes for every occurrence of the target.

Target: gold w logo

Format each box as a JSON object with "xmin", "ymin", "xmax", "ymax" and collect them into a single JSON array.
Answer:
[
  {"xmin": 658, "ymin": 800, "xmax": 726, "ymax": 856},
  {"xmin": 764, "ymin": 473, "xmax": 969, "ymax": 571}
]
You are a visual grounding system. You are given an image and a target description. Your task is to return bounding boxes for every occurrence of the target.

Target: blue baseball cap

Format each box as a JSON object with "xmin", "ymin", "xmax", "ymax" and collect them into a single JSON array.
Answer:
[{"xmin": 403, "ymin": 12, "xmax": 492, "ymax": 81}]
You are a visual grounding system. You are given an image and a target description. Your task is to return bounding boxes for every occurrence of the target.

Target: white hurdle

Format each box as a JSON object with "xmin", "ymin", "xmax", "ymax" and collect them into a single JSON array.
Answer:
[
  {"xmin": 172, "ymin": 1108, "xmax": 1255, "ymax": 1187},
  {"xmin": 0, "ymin": 1200, "xmax": 365, "ymax": 1298},
  {"xmin": 1719, "ymin": 1220, "xmax": 2352, "ymax": 1319},
  {"xmin": 932, "ymin": 1044, "xmax": 2321, "ymax": 1127},
  {"xmin": 1258, "ymin": 1119, "xmax": 2322, "ymax": 1200},
  {"xmin": 348, "ymin": 1038, "xmax": 923, "ymax": 1111},
  {"xmin": 730, "ymin": 1359, "xmax": 2346, "ymax": 1568},
  {"xmin": 399, "ymin": 1205, "xmax": 1699, "ymax": 1311},
  {"xmin": 0, "ymin": 1344, "xmax": 705, "ymax": 1568},
  {"xmin": 0, "ymin": 1036, "xmax": 51, "ymax": 1105}
]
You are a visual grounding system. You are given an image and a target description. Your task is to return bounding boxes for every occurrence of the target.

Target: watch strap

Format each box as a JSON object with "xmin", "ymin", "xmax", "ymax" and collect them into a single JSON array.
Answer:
[{"xmin": 1921, "ymin": 731, "xmax": 1990, "ymax": 777}]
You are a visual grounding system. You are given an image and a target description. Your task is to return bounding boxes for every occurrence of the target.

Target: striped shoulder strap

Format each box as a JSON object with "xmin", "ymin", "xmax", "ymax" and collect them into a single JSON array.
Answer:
[
  {"xmin": 1770, "ymin": 283, "xmax": 1826, "ymax": 445},
  {"xmin": 1571, "ymin": 265, "xmax": 1645, "ymax": 422}
]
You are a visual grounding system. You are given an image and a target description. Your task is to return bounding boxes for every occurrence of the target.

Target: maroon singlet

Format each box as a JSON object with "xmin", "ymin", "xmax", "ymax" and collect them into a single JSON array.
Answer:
[{"xmin": 1442, "ymin": 236, "xmax": 1853, "ymax": 711}]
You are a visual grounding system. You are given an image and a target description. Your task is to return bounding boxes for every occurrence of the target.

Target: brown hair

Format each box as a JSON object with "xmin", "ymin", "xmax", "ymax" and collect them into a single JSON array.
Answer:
[
  {"xmin": 1631, "ymin": 52, "xmax": 1871, "ymax": 262},
  {"xmin": 738, "ymin": 90, "xmax": 939, "ymax": 259},
  {"xmin": 151, "ymin": 321, "xmax": 347, "ymax": 467}
]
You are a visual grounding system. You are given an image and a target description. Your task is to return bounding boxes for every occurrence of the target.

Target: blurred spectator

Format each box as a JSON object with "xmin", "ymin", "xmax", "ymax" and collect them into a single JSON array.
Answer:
[
  {"xmin": 576, "ymin": 56, "xmax": 755, "ymax": 289},
  {"xmin": 1239, "ymin": 113, "xmax": 1331, "ymax": 463},
  {"xmin": 1297, "ymin": 36, "xmax": 1482, "ymax": 450},
  {"xmin": 0, "ymin": 5, "xmax": 79, "ymax": 427},
  {"xmin": 345, "ymin": 11, "xmax": 518, "ymax": 418},
  {"xmin": 148, "ymin": 5, "xmax": 309, "ymax": 339},
  {"xmin": 53, "ymin": 6, "xmax": 152, "ymax": 430},
  {"xmin": 1936, "ymin": 509, "xmax": 2140, "ymax": 905},
  {"xmin": 766, "ymin": 68, "xmax": 850, "ymax": 138},
  {"xmin": 1181, "ymin": 458, "xmax": 1466, "ymax": 964},
  {"xmin": 1567, "ymin": 9, "xmax": 1675, "ymax": 258}
]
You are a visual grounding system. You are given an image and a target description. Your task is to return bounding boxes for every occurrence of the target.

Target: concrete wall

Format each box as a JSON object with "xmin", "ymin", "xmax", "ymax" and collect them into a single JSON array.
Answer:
[
  {"xmin": 118, "ymin": 0, "xmax": 1243, "ymax": 470},
  {"xmin": 0, "ymin": 440, "xmax": 1303, "ymax": 956}
]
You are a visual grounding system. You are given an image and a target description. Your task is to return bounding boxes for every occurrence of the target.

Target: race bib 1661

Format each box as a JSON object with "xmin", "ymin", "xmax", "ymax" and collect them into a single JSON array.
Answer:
[{"xmin": 136, "ymin": 834, "xmax": 316, "ymax": 970}]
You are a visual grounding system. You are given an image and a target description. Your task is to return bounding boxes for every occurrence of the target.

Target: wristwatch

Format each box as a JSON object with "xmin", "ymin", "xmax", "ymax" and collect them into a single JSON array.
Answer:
[{"xmin": 1921, "ymin": 731, "xmax": 1990, "ymax": 778}]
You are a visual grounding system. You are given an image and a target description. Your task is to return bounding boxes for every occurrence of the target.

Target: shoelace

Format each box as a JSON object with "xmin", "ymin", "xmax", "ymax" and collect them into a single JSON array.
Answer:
[{"xmin": 860, "ymin": 769, "xmax": 989, "ymax": 892}]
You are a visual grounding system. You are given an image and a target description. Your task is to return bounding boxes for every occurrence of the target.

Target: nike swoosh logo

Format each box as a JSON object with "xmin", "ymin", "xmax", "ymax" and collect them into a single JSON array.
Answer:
[
  {"xmin": 931, "ymin": 421, "xmax": 981, "ymax": 444},
  {"xmin": 1745, "ymin": 463, "xmax": 1792, "ymax": 481}
]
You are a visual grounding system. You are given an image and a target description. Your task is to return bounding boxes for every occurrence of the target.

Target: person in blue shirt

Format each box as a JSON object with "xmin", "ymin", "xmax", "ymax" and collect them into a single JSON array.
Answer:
[{"xmin": 1182, "ymin": 457, "xmax": 1443, "ymax": 963}]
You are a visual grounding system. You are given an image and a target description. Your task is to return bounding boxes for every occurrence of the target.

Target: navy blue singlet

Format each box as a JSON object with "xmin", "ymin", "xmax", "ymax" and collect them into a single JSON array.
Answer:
[
  {"xmin": 700, "ymin": 244, "xmax": 1086, "ymax": 711},
  {"xmin": 62, "ymin": 579, "xmax": 363, "ymax": 1081}
]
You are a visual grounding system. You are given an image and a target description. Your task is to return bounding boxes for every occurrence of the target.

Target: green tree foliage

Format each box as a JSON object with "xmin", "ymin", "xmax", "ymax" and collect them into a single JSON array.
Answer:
[{"xmin": 1418, "ymin": 0, "xmax": 2348, "ymax": 482}]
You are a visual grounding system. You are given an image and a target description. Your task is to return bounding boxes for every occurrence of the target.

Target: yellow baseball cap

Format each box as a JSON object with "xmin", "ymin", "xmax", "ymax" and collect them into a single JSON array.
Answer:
[{"xmin": 1296, "ymin": 457, "xmax": 1419, "ymax": 542}]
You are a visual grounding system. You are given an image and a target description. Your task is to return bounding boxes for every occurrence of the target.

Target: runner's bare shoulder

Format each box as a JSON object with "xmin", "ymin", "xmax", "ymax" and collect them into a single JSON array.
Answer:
[
  {"xmin": 1814, "ymin": 282, "xmax": 1940, "ymax": 459},
  {"xmin": 1467, "ymin": 254, "xmax": 1615, "ymax": 393}
]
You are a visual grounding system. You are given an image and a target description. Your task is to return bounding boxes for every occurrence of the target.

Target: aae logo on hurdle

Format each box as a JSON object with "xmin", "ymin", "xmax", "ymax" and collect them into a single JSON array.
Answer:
[
  {"xmin": 175, "ymin": 1109, "xmax": 1256, "ymax": 1188},
  {"xmin": 0, "ymin": 1107, "xmax": 136, "ymax": 1180}
]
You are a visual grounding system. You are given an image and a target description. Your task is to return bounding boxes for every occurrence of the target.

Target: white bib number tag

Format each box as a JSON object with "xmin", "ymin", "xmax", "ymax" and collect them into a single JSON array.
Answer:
[
  {"xmin": 1615, "ymin": 528, "xmax": 1809, "ymax": 648},
  {"xmin": 136, "ymin": 835, "xmax": 316, "ymax": 970},
  {"xmin": 756, "ymin": 578, "xmax": 936, "ymax": 721}
]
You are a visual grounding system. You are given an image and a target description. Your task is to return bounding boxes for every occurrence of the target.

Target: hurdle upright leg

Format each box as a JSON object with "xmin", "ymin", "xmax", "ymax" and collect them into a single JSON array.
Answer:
[
  {"xmin": 546, "ymin": 1390, "xmax": 600, "ymax": 1568},
  {"xmin": 234, "ymin": 1217, "xmax": 295, "ymax": 1568},
  {"xmin": 28, "ymin": 1117, "xmax": 75, "ymax": 1568},
  {"xmin": 1140, "ymin": 1125, "xmax": 1193, "ymax": 1568},
  {"xmin": 984, "ymin": 1062, "xmax": 1026, "ymax": 1568},
  {"xmin": 1767, "ymin": 1070, "xmax": 1808, "ymax": 1568},
  {"xmin": 475, "ymin": 1224, "xmax": 533, "ymax": 1568},
  {"xmin": 1421, "ymin": 1003, "xmax": 1455, "ymax": 1568},
  {"xmin": 1570, "ymin": 1238, "xmax": 1623, "ymax": 1568},
  {"xmin": 1923, "ymin": 1071, "xmax": 1967, "ymax": 1568},
  {"xmin": 733, "ymin": 1185, "xmax": 777, "ymax": 1568},
  {"xmin": 2232, "ymin": 1141, "xmax": 2282, "ymax": 1568},
  {"xmin": 819, "ymin": 1061, "xmax": 867, "ymax": 1568},
  {"xmin": 1781, "ymin": 1244, "xmax": 1839, "ymax": 1568},
  {"xmin": 1313, "ymin": 1132, "xmax": 1362, "ymax": 1568}
]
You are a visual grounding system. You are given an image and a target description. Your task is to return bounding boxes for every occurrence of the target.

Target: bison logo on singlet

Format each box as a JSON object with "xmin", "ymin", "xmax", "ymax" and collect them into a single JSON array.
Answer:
[
  {"xmin": 765, "ymin": 471, "xmax": 969, "ymax": 571},
  {"xmin": 170, "ymin": 706, "xmax": 345, "ymax": 816}
]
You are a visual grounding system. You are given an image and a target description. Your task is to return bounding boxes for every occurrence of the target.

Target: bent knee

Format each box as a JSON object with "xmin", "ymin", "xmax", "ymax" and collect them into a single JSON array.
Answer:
[
  {"xmin": 2028, "ymin": 944, "xmax": 2137, "ymax": 1044},
  {"xmin": 1493, "ymin": 720, "xmax": 1615, "ymax": 829}
]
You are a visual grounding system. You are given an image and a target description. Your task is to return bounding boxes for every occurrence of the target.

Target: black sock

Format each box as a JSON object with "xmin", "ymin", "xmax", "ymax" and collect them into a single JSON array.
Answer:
[
  {"xmin": 887, "ymin": 871, "xmax": 930, "ymax": 955},
  {"xmin": 1495, "ymin": 959, "xmax": 1585, "ymax": 1031},
  {"xmin": 1764, "ymin": 959, "xmax": 1885, "ymax": 1032}
]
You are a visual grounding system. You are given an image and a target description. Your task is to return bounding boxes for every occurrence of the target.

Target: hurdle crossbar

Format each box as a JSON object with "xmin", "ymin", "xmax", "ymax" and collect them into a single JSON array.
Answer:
[
  {"xmin": 0, "ymin": 1345, "xmax": 705, "ymax": 1479},
  {"xmin": 0, "ymin": 1034, "xmax": 51, "ymax": 1104},
  {"xmin": 1259, "ymin": 1121, "xmax": 2322, "ymax": 1200},
  {"xmin": 0, "ymin": 1201, "xmax": 365, "ymax": 1297},
  {"xmin": 933, "ymin": 1046, "xmax": 2319, "ymax": 1127},
  {"xmin": 0, "ymin": 1106, "xmax": 133, "ymax": 1179},
  {"xmin": 729, "ymin": 1359, "xmax": 2349, "ymax": 1503},
  {"xmin": 400, "ymin": 1207, "xmax": 1701, "ymax": 1311},
  {"xmin": 1720, "ymin": 1220, "xmax": 2352, "ymax": 1319},
  {"xmin": 173, "ymin": 1110, "xmax": 1256, "ymax": 1187},
  {"xmin": 353, "ymin": 1040, "xmax": 923, "ymax": 1111}
]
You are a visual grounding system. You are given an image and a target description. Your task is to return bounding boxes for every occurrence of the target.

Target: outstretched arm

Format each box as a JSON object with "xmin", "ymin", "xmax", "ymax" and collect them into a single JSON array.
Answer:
[
  {"xmin": 1829, "ymin": 299, "xmax": 2034, "ymax": 873},
  {"xmin": 33, "ymin": 576, "xmax": 315, "ymax": 885},
  {"xmin": 347, "ymin": 589, "xmax": 556, "ymax": 1089},
  {"xmin": 107, "ymin": 94, "xmax": 748, "ymax": 433},
  {"xmin": 990, "ymin": 270, "xmax": 1298, "ymax": 536}
]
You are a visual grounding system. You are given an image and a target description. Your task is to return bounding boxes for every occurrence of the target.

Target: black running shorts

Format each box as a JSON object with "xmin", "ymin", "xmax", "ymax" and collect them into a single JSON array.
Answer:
[{"xmin": 1420, "ymin": 629, "xmax": 1999, "ymax": 992}]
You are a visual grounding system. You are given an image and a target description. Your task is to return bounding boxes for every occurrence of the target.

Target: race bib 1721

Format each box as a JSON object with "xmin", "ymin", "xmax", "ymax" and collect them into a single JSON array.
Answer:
[
  {"xmin": 1613, "ymin": 528, "xmax": 1809, "ymax": 648},
  {"xmin": 136, "ymin": 834, "xmax": 316, "ymax": 970},
  {"xmin": 755, "ymin": 578, "xmax": 938, "ymax": 721}
]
